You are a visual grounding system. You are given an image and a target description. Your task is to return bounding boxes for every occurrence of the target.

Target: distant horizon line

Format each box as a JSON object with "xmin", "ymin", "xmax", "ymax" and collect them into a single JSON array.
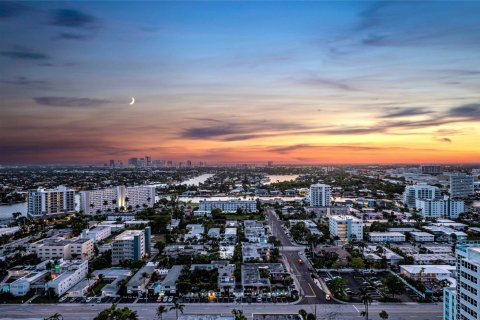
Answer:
[{"xmin": 1, "ymin": 162, "xmax": 480, "ymax": 167}]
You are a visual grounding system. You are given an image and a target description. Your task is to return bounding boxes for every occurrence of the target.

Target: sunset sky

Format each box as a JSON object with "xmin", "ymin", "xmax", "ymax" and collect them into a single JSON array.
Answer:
[{"xmin": 1, "ymin": 1, "xmax": 479, "ymax": 165}]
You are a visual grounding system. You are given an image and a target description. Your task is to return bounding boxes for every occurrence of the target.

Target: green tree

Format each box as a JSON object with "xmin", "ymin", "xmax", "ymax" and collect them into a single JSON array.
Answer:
[
  {"xmin": 328, "ymin": 277, "xmax": 347, "ymax": 296},
  {"xmin": 232, "ymin": 309, "xmax": 247, "ymax": 320},
  {"xmin": 383, "ymin": 274, "xmax": 405, "ymax": 299},
  {"xmin": 350, "ymin": 257, "xmax": 365, "ymax": 269},
  {"xmin": 379, "ymin": 310, "xmax": 389, "ymax": 320},
  {"xmin": 93, "ymin": 304, "xmax": 138, "ymax": 320}
]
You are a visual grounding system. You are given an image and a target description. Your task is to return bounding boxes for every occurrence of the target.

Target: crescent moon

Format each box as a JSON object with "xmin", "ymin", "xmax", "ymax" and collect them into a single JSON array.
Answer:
[{"xmin": 129, "ymin": 97, "xmax": 135, "ymax": 105}]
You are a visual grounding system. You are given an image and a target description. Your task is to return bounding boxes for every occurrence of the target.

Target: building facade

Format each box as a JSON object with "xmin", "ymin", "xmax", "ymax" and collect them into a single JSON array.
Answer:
[
  {"xmin": 444, "ymin": 242, "xmax": 480, "ymax": 320},
  {"xmin": 80, "ymin": 186, "xmax": 155, "ymax": 215},
  {"xmin": 309, "ymin": 184, "xmax": 331, "ymax": 207},
  {"xmin": 27, "ymin": 186, "xmax": 75, "ymax": 218},
  {"xmin": 450, "ymin": 173, "xmax": 474, "ymax": 199},
  {"xmin": 369, "ymin": 232, "xmax": 405, "ymax": 243},
  {"xmin": 29, "ymin": 237, "xmax": 94, "ymax": 261},
  {"xmin": 198, "ymin": 200, "xmax": 257, "ymax": 213},
  {"xmin": 415, "ymin": 197, "xmax": 465, "ymax": 219},
  {"xmin": 47, "ymin": 260, "xmax": 89, "ymax": 296},
  {"xmin": 329, "ymin": 215, "xmax": 363, "ymax": 241},
  {"xmin": 111, "ymin": 227, "xmax": 150, "ymax": 265},
  {"xmin": 403, "ymin": 184, "xmax": 440, "ymax": 209}
]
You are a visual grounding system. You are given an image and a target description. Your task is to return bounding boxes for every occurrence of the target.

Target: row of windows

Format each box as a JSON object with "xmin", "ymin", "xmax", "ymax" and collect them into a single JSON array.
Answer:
[
  {"xmin": 460, "ymin": 281, "xmax": 478, "ymax": 295},
  {"xmin": 461, "ymin": 303, "xmax": 477, "ymax": 318},
  {"xmin": 462, "ymin": 260, "xmax": 479, "ymax": 273},
  {"xmin": 461, "ymin": 293, "xmax": 478, "ymax": 307},
  {"xmin": 461, "ymin": 271, "xmax": 478, "ymax": 284}
]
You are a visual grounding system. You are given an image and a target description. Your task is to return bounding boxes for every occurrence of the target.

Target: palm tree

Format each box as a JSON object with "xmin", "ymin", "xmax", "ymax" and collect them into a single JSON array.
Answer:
[
  {"xmin": 44, "ymin": 313, "xmax": 63, "ymax": 320},
  {"xmin": 169, "ymin": 302, "xmax": 185, "ymax": 320},
  {"xmin": 156, "ymin": 306, "xmax": 168, "ymax": 320},
  {"xmin": 379, "ymin": 310, "xmax": 389, "ymax": 320},
  {"xmin": 359, "ymin": 287, "xmax": 372, "ymax": 320},
  {"xmin": 86, "ymin": 272, "xmax": 94, "ymax": 291},
  {"xmin": 141, "ymin": 272, "xmax": 150, "ymax": 303}
]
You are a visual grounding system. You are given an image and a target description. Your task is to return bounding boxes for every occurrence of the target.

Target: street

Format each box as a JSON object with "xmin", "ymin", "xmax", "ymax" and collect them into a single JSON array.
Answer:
[
  {"xmin": 0, "ymin": 302, "xmax": 443, "ymax": 320},
  {"xmin": 264, "ymin": 208, "xmax": 331, "ymax": 304}
]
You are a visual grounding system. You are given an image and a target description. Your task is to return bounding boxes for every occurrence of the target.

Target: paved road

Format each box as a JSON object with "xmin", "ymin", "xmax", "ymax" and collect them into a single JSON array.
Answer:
[
  {"xmin": 265, "ymin": 208, "xmax": 331, "ymax": 305},
  {"xmin": 0, "ymin": 302, "xmax": 443, "ymax": 320}
]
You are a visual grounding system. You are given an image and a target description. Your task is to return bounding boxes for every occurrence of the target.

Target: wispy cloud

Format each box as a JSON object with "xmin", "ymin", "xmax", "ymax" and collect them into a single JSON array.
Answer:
[
  {"xmin": 0, "ymin": 47, "xmax": 49, "ymax": 60},
  {"xmin": 34, "ymin": 97, "xmax": 111, "ymax": 107},
  {"xmin": 297, "ymin": 76, "xmax": 358, "ymax": 92},
  {"xmin": 51, "ymin": 9, "xmax": 97, "ymax": 29},
  {"xmin": 447, "ymin": 103, "xmax": 480, "ymax": 120},
  {"xmin": 55, "ymin": 33, "xmax": 90, "ymax": 41},
  {"xmin": 381, "ymin": 108, "xmax": 432, "ymax": 118},
  {"xmin": 434, "ymin": 137, "xmax": 452, "ymax": 143},
  {"xmin": 0, "ymin": 76, "xmax": 48, "ymax": 87}
]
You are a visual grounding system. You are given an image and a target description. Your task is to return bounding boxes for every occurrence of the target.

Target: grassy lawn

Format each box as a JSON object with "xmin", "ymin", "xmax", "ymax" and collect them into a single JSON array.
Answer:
[{"xmin": 87, "ymin": 281, "xmax": 107, "ymax": 297}]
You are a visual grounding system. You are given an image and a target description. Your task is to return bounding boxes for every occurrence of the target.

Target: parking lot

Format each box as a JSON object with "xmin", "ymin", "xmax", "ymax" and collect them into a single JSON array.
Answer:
[{"xmin": 320, "ymin": 270, "xmax": 420, "ymax": 303}]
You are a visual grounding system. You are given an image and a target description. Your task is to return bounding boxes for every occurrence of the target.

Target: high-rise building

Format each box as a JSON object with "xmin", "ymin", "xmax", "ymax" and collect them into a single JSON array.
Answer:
[
  {"xmin": 421, "ymin": 165, "xmax": 443, "ymax": 175},
  {"xmin": 128, "ymin": 157, "xmax": 138, "ymax": 167},
  {"xmin": 80, "ymin": 186, "xmax": 155, "ymax": 215},
  {"xmin": 329, "ymin": 215, "xmax": 363, "ymax": 241},
  {"xmin": 186, "ymin": 160, "xmax": 192, "ymax": 167},
  {"xmin": 402, "ymin": 184, "xmax": 441, "ymax": 209},
  {"xmin": 450, "ymin": 173, "xmax": 474, "ymax": 199},
  {"xmin": 309, "ymin": 184, "xmax": 331, "ymax": 207},
  {"xmin": 27, "ymin": 186, "xmax": 75, "ymax": 218},
  {"xmin": 444, "ymin": 242, "xmax": 480, "ymax": 320},
  {"xmin": 415, "ymin": 196, "xmax": 465, "ymax": 219},
  {"xmin": 145, "ymin": 156, "xmax": 152, "ymax": 167},
  {"xmin": 111, "ymin": 228, "xmax": 150, "ymax": 264}
]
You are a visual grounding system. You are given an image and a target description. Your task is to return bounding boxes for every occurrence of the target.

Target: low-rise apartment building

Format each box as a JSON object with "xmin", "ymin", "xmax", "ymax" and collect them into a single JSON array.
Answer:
[
  {"xmin": 47, "ymin": 260, "xmax": 88, "ymax": 296},
  {"xmin": 198, "ymin": 200, "xmax": 257, "ymax": 213},
  {"xmin": 410, "ymin": 231, "xmax": 435, "ymax": 242},
  {"xmin": 29, "ymin": 237, "xmax": 94, "ymax": 261},
  {"xmin": 81, "ymin": 226, "xmax": 111, "ymax": 243},
  {"xmin": 369, "ymin": 232, "xmax": 405, "ymax": 243},
  {"xmin": 329, "ymin": 215, "xmax": 363, "ymax": 241}
]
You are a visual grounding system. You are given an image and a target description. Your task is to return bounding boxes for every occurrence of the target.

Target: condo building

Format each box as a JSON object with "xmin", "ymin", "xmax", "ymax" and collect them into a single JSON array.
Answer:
[
  {"xmin": 198, "ymin": 200, "xmax": 257, "ymax": 213},
  {"xmin": 27, "ymin": 186, "xmax": 75, "ymax": 218},
  {"xmin": 444, "ymin": 242, "xmax": 480, "ymax": 320},
  {"xmin": 450, "ymin": 173, "xmax": 474, "ymax": 199},
  {"xmin": 329, "ymin": 215, "xmax": 363, "ymax": 241},
  {"xmin": 111, "ymin": 227, "xmax": 151, "ymax": 265},
  {"xmin": 415, "ymin": 196, "xmax": 465, "ymax": 219},
  {"xmin": 29, "ymin": 237, "xmax": 94, "ymax": 261},
  {"xmin": 402, "ymin": 184, "xmax": 440, "ymax": 209},
  {"xmin": 309, "ymin": 184, "xmax": 331, "ymax": 207},
  {"xmin": 80, "ymin": 186, "xmax": 155, "ymax": 215}
]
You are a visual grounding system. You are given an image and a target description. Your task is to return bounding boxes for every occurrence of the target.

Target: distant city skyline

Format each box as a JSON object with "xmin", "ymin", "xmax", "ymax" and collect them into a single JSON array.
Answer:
[{"xmin": 1, "ymin": 1, "xmax": 480, "ymax": 165}]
